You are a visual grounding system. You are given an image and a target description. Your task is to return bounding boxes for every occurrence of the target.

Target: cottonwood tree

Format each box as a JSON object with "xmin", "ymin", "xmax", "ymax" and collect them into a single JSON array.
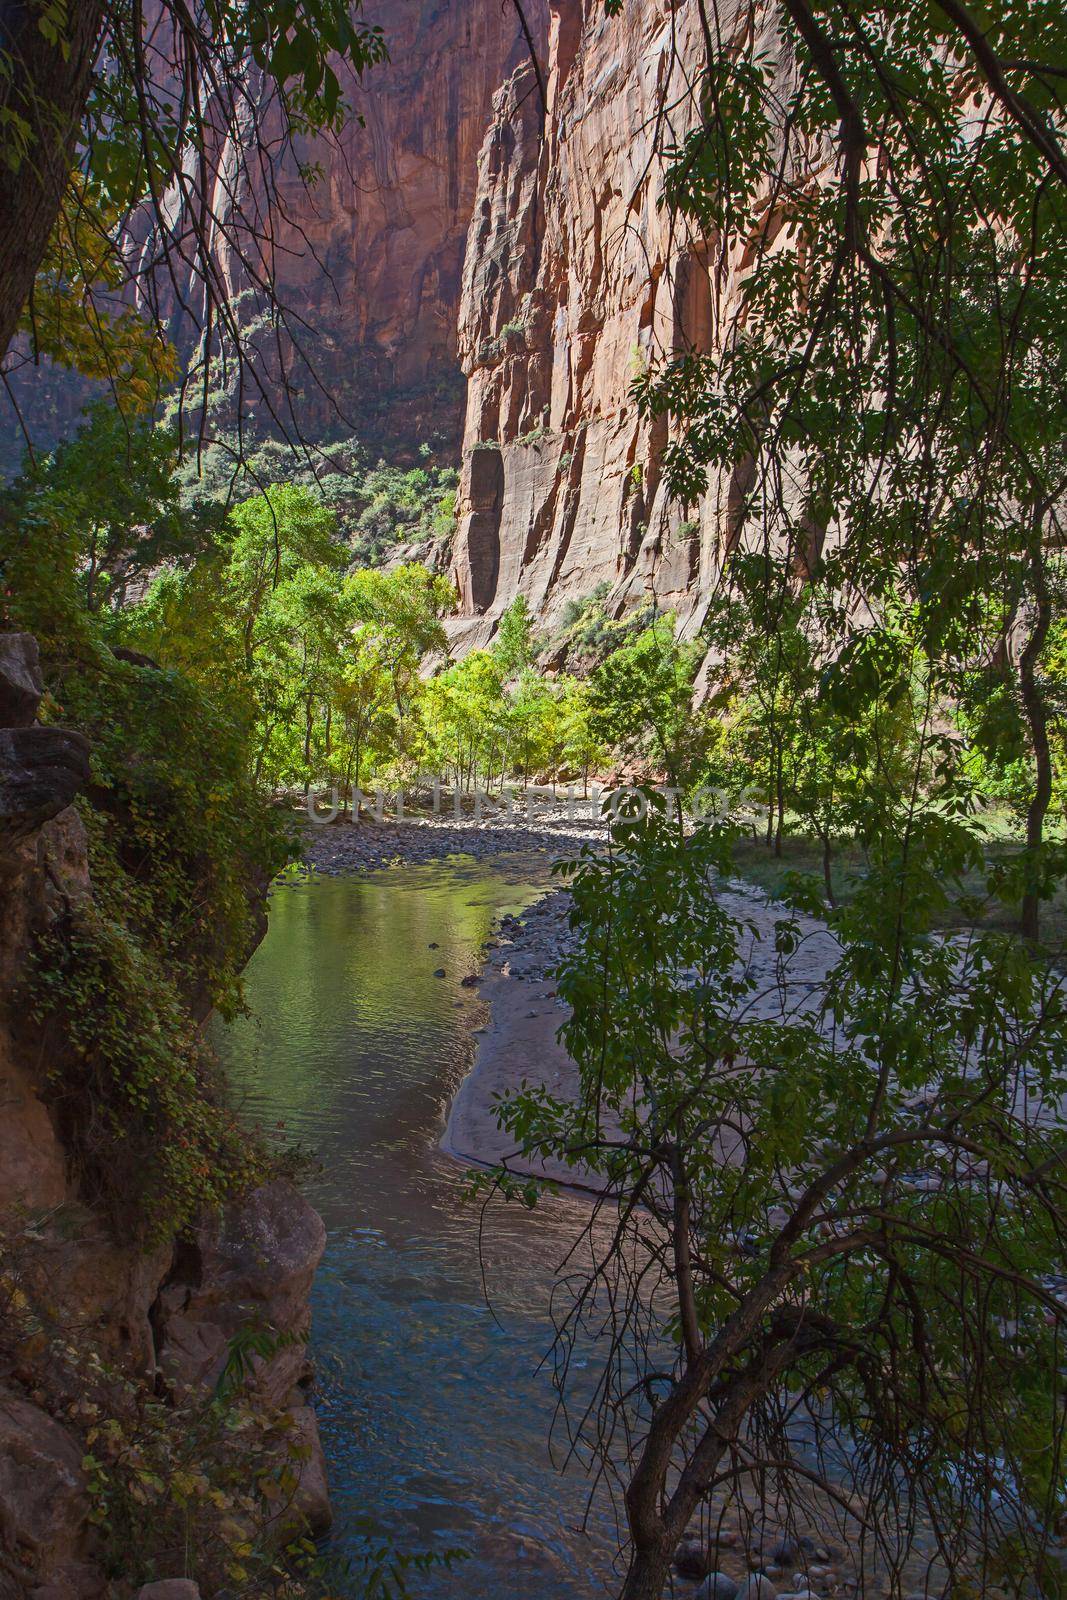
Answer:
[
  {"xmin": 493, "ymin": 790, "xmax": 1067, "ymax": 1600},
  {"xmin": 481, "ymin": 5, "xmax": 1067, "ymax": 1598}
]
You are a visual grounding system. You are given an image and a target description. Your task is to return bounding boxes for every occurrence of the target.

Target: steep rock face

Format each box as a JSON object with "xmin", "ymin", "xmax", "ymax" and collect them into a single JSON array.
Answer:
[
  {"xmin": 0, "ymin": 633, "xmax": 332, "ymax": 1582},
  {"xmin": 451, "ymin": 0, "xmax": 778, "ymax": 643},
  {"xmin": 0, "ymin": 1391, "xmax": 99, "ymax": 1597},
  {"xmin": 2, "ymin": 1, "xmax": 550, "ymax": 470},
  {"xmin": 154, "ymin": 1177, "xmax": 326, "ymax": 1414},
  {"xmin": 146, "ymin": 0, "xmax": 550, "ymax": 450}
]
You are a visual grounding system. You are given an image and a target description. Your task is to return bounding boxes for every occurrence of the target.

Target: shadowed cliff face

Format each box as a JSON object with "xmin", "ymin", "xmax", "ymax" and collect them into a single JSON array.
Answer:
[
  {"xmin": 449, "ymin": 0, "xmax": 791, "ymax": 646},
  {"xmin": 148, "ymin": 0, "xmax": 552, "ymax": 451},
  {"xmin": 1, "ymin": 0, "xmax": 550, "ymax": 468},
  {"xmin": 4, "ymin": 1, "xmax": 774, "ymax": 640}
]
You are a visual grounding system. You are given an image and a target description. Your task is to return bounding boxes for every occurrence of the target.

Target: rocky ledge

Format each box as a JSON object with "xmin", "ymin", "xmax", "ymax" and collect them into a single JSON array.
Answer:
[{"xmin": 0, "ymin": 634, "xmax": 329, "ymax": 1596}]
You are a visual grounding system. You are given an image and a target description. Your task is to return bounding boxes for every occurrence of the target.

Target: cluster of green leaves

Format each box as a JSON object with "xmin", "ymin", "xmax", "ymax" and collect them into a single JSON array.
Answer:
[
  {"xmin": 111, "ymin": 471, "xmax": 711, "ymax": 806},
  {"xmin": 0, "ymin": 410, "xmax": 294, "ymax": 1239},
  {"xmin": 637, "ymin": 0, "xmax": 1067, "ymax": 942},
  {"xmin": 177, "ymin": 431, "xmax": 459, "ymax": 567},
  {"xmin": 14, "ymin": 176, "xmax": 179, "ymax": 419},
  {"xmin": 28, "ymin": 882, "xmax": 266, "ymax": 1245},
  {"xmin": 116, "ymin": 478, "xmax": 456, "ymax": 803},
  {"xmin": 418, "ymin": 599, "xmax": 604, "ymax": 795},
  {"xmin": 586, "ymin": 615, "xmax": 706, "ymax": 788},
  {"xmin": 496, "ymin": 791, "xmax": 1067, "ymax": 1597}
]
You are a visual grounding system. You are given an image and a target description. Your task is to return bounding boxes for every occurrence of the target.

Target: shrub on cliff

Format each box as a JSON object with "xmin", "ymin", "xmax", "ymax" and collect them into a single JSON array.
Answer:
[{"xmin": 0, "ymin": 418, "xmax": 294, "ymax": 1239}]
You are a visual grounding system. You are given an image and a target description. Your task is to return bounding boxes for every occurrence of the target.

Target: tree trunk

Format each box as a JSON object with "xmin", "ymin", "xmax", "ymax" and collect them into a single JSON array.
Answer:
[
  {"xmin": 304, "ymin": 691, "xmax": 314, "ymax": 769},
  {"xmin": 821, "ymin": 830, "xmax": 835, "ymax": 906},
  {"xmin": 253, "ymin": 724, "xmax": 275, "ymax": 787},
  {"xmin": 84, "ymin": 527, "xmax": 100, "ymax": 613},
  {"xmin": 0, "ymin": 0, "xmax": 107, "ymax": 357},
  {"xmin": 1019, "ymin": 534, "xmax": 1054, "ymax": 943},
  {"xmin": 619, "ymin": 1548, "xmax": 675, "ymax": 1600},
  {"xmin": 341, "ymin": 751, "xmax": 354, "ymax": 818}
]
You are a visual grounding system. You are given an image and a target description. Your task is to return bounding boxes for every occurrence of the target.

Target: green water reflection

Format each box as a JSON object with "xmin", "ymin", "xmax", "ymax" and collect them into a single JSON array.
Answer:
[{"xmin": 211, "ymin": 856, "xmax": 623, "ymax": 1599}]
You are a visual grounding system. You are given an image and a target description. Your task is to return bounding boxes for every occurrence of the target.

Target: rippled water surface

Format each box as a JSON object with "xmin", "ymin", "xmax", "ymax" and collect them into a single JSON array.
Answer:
[{"xmin": 211, "ymin": 856, "xmax": 623, "ymax": 1599}]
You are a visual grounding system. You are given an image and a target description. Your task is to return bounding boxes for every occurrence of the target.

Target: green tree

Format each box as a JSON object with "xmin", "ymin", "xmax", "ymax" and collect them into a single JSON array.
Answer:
[
  {"xmin": 589, "ymin": 617, "xmax": 705, "ymax": 789},
  {"xmin": 421, "ymin": 650, "xmax": 507, "ymax": 794},
  {"xmin": 492, "ymin": 795, "xmax": 1067, "ymax": 1600},
  {"xmin": 478, "ymin": 8, "xmax": 1067, "ymax": 1598},
  {"xmin": 493, "ymin": 595, "xmax": 539, "ymax": 677},
  {"xmin": 333, "ymin": 640, "xmax": 396, "ymax": 811},
  {"xmin": 638, "ymin": 1, "xmax": 1067, "ymax": 938},
  {"xmin": 224, "ymin": 483, "xmax": 344, "ymax": 669},
  {"xmin": 555, "ymin": 676, "xmax": 604, "ymax": 795}
]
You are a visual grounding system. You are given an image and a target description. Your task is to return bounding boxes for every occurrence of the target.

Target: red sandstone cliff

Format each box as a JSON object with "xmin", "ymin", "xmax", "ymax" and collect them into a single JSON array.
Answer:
[
  {"xmin": 450, "ymin": 0, "xmax": 786, "ymax": 643},
  {"xmin": 2, "ymin": 1, "xmax": 550, "ymax": 466},
  {"xmin": 153, "ymin": 0, "xmax": 551, "ymax": 449}
]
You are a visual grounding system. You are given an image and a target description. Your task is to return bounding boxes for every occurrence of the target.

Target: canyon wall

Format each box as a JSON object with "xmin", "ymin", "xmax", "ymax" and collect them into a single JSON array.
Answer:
[
  {"xmin": 6, "ymin": 1, "xmax": 779, "ymax": 642},
  {"xmin": 1, "ymin": 1, "xmax": 550, "ymax": 470},
  {"xmin": 0, "ymin": 636, "xmax": 329, "ymax": 1594},
  {"xmin": 138, "ymin": 0, "xmax": 552, "ymax": 453},
  {"xmin": 450, "ymin": 0, "xmax": 783, "ymax": 645}
]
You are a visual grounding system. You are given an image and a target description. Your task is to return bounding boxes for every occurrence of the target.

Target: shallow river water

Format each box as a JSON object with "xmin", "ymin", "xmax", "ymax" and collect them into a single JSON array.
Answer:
[{"xmin": 211, "ymin": 856, "xmax": 624, "ymax": 1600}]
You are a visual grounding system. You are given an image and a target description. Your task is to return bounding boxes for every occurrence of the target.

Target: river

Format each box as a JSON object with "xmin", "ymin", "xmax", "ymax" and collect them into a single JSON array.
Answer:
[{"xmin": 210, "ymin": 855, "xmax": 625, "ymax": 1599}]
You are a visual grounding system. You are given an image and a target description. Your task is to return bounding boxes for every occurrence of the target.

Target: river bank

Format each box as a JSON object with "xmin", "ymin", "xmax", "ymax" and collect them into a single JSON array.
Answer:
[
  {"xmin": 300, "ymin": 811, "xmax": 600, "ymax": 1183},
  {"xmin": 298, "ymin": 815, "xmax": 941, "ymax": 1600},
  {"xmin": 297, "ymin": 799, "xmax": 605, "ymax": 874},
  {"xmin": 300, "ymin": 812, "xmax": 845, "ymax": 1191}
]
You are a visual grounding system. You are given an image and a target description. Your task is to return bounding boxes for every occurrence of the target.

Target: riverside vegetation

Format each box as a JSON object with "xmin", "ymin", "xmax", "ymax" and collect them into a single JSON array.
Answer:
[{"xmin": 0, "ymin": 1, "xmax": 1066, "ymax": 1599}]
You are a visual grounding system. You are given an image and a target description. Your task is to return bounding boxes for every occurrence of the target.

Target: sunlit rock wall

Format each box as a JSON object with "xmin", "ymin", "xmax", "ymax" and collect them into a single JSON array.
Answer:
[{"xmin": 451, "ymin": 0, "xmax": 790, "ymax": 644}]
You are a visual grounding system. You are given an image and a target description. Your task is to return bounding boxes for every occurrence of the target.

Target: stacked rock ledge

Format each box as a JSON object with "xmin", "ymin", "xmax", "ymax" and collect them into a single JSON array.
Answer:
[{"xmin": 0, "ymin": 632, "xmax": 330, "ymax": 1590}]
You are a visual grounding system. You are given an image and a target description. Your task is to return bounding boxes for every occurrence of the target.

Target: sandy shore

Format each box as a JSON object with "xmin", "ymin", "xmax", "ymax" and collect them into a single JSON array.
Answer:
[
  {"xmin": 440, "ymin": 868, "xmax": 844, "ymax": 1189},
  {"xmin": 301, "ymin": 812, "xmax": 844, "ymax": 1187},
  {"xmin": 437, "ymin": 889, "xmax": 604, "ymax": 1187}
]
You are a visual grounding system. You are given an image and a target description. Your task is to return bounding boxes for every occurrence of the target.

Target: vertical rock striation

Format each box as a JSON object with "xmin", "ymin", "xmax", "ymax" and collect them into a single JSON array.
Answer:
[
  {"xmin": 139, "ymin": 0, "xmax": 551, "ymax": 450},
  {"xmin": 1, "ymin": 1, "xmax": 551, "ymax": 468},
  {"xmin": 451, "ymin": 0, "xmax": 781, "ymax": 644}
]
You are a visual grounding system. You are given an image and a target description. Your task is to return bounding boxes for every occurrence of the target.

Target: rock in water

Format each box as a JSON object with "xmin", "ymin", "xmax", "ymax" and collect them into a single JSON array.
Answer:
[
  {"xmin": 674, "ymin": 1534, "xmax": 711, "ymax": 1578},
  {"xmin": 136, "ymin": 1584, "xmax": 202, "ymax": 1600},
  {"xmin": 697, "ymin": 1575, "xmax": 740, "ymax": 1600}
]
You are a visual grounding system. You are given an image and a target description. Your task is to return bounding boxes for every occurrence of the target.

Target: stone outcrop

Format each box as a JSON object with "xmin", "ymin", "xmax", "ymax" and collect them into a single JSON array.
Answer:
[
  {"xmin": 450, "ymin": 0, "xmax": 772, "ymax": 645},
  {"xmin": 0, "ymin": 633, "xmax": 332, "ymax": 1583},
  {"xmin": 0, "ymin": 636, "xmax": 45, "ymax": 726},
  {"xmin": 0, "ymin": 637, "xmax": 89, "ymax": 853},
  {"xmin": 154, "ymin": 1179, "xmax": 326, "ymax": 1406},
  {"xmin": 0, "ymin": 1391, "xmax": 99, "ymax": 1598},
  {"xmin": 153, "ymin": 1179, "xmax": 331, "ymax": 1532}
]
